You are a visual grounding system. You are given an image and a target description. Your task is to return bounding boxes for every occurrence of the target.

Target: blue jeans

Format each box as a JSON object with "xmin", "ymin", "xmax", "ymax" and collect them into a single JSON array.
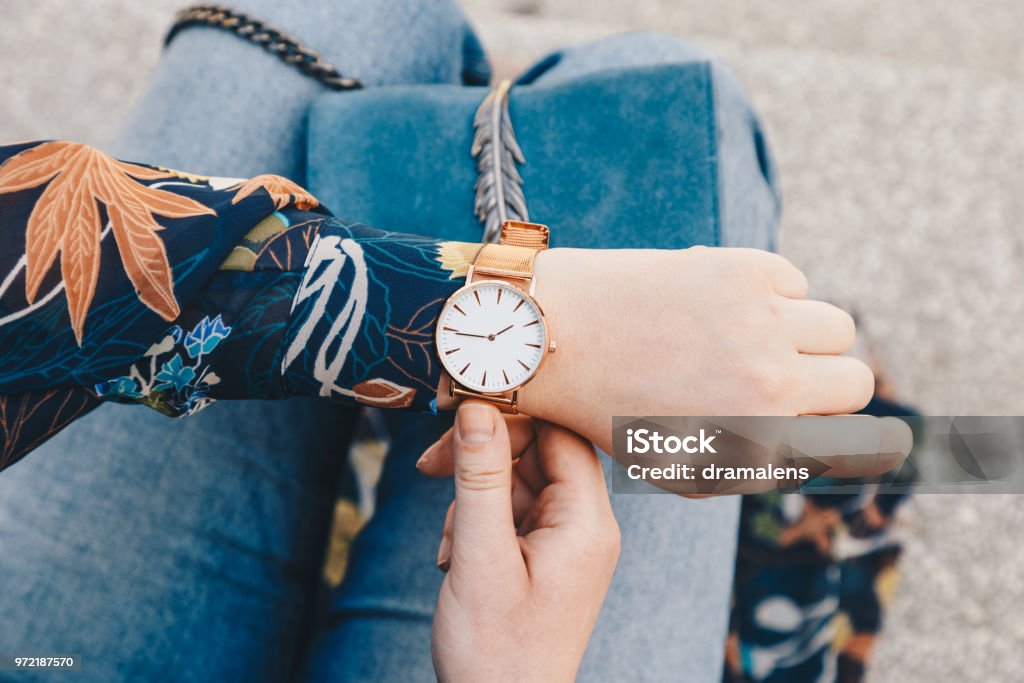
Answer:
[{"xmin": 0, "ymin": 2, "xmax": 776, "ymax": 681}]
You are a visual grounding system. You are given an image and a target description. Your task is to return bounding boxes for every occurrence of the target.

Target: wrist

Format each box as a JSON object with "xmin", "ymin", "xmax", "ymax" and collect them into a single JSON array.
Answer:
[{"xmin": 516, "ymin": 248, "xmax": 579, "ymax": 422}]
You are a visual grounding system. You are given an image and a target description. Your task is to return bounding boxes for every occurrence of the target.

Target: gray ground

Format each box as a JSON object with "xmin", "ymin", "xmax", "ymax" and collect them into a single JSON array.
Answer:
[{"xmin": 2, "ymin": 1, "xmax": 1022, "ymax": 681}]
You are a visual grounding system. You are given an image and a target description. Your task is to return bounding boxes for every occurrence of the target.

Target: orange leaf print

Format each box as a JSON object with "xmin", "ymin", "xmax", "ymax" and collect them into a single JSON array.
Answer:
[
  {"xmin": 0, "ymin": 141, "xmax": 216, "ymax": 344},
  {"xmin": 23, "ymin": 168, "xmax": 75, "ymax": 302},
  {"xmin": 352, "ymin": 379, "xmax": 416, "ymax": 409},
  {"xmin": 0, "ymin": 142, "xmax": 74, "ymax": 193},
  {"xmin": 106, "ymin": 204, "xmax": 180, "ymax": 325},
  {"xmin": 57, "ymin": 170, "xmax": 102, "ymax": 340},
  {"xmin": 230, "ymin": 174, "xmax": 320, "ymax": 211}
]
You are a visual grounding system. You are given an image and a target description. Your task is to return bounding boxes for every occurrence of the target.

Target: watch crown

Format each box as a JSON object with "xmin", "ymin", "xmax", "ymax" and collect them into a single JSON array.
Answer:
[{"xmin": 548, "ymin": 340, "xmax": 557, "ymax": 354}]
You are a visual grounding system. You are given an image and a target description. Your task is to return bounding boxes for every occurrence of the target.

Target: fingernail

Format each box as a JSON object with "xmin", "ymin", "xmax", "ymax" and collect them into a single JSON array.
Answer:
[
  {"xmin": 416, "ymin": 440, "xmax": 440, "ymax": 469},
  {"xmin": 436, "ymin": 535, "xmax": 452, "ymax": 572},
  {"xmin": 457, "ymin": 402, "xmax": 494, "ymax": 444}
]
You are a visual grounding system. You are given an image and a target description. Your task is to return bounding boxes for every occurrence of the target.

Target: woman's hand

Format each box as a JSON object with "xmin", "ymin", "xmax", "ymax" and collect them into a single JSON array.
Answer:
[
  {"xmin": 431, "ymin": 402, "xmax": 620, "ymax": 683},
  {"xmin": 522, "ymin": 246, "xmax": 872, "ymax": 453}
]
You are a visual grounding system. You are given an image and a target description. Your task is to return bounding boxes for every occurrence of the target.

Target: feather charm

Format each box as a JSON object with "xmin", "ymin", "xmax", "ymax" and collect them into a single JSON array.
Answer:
[{"xmin": 472, "ymin": 80, "xmax": 529, "ymax": 243}]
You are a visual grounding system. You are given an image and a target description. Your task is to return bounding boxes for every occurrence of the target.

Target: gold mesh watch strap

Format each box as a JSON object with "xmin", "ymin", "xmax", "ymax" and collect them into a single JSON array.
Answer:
[
  {"xmin": 499, "ymin": 220, "xmax": 549, "ymax": 249},
  {"xmin": 469, "ymin": 221, "xmax": 550, "ymax": 288},
  {"xmin": 449, "ymin": 383, "xmax": 519, "ymax": 413}
]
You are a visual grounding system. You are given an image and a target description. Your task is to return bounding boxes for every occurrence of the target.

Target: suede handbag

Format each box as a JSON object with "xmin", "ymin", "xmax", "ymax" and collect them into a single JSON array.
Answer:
[{"xmin": 304, "ymin": 62, "xmax": 778, "ymax": 252}]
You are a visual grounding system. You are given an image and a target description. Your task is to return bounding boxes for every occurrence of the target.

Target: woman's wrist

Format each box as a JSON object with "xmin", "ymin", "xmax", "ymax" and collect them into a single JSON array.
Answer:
[{"xmin": 516, "ymin": 249, "xmax": 585, "ymax": 424}]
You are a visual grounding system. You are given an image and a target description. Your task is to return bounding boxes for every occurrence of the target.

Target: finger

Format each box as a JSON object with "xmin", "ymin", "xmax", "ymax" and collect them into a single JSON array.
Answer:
[
  {"xmin": 532, "ymin": 423, "xmax": 614, "ymax": 529},
  {"xmin": 535, "ymin": 422, "xmax": 607, "ymax": 493},
  {"xmin": 510, "ymin": 439, "xmax": 545, "ymax": 534},
  {"xmin": 788, "ymin": 415, "xmax": 913, "ymax": 479},
  {"xmin": 450, "ymin": 401, "xmax": 520, "ymax": 567},
  {"xmin": 514, "ymin": 439, "xmax": 547, "ymax": 494},
  {"xmin": 795, "ymin": 355, "xmax": 875, "ymax": 415},
  {"xmin": 777, "ymin": 298, "xmax": 856, "ymax": 355},
  {"xmin": 511, "ymin": 467, "xmax": 538, "ymax": 528},
  {"xmin": 436, "ymin": 500, "xmax": 456, "ymax": 572},
  {"xmin": 515, "ymin": 424, "xmax": 608, "ymax": 535},
  {"xmin": 744, "ymin": 249, "xmax": 809, "ymax": 299},
  {"xmin": 438, "ymin": 478, "xmax": 566, "ymax": 569},
  {"xmin": 416, "ymin": 414, "xmax": 535, "ymax": 478}
]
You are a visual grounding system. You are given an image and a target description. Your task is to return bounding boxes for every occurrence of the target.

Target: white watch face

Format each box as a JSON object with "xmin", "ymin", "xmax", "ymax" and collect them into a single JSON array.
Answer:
[{"xmin": 437, "ymin": 281, "xmax": 548, "ymax": 394}]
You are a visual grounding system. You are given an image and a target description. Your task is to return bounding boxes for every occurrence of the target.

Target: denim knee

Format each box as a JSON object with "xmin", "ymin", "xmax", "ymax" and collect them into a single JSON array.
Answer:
[
  {"xmin": 115, "ymin": 0, "xmax": 485, "ymax": 178},
  {"xmin": 520, "ymin": 31, "xmax": 714, "ymax": 85},
  {"xmin": 229, "ymin": 0, "xmax": 481, "ymax": 86}
]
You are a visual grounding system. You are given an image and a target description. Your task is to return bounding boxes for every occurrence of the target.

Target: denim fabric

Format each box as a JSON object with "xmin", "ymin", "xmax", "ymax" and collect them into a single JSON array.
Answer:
[
  {"xmin": 0, "ymin": 4, "xmax": 777, "ymax": 682},
  {"xmin": 115, "ymin": 0, "xmax": 484, "ymax": 178}
]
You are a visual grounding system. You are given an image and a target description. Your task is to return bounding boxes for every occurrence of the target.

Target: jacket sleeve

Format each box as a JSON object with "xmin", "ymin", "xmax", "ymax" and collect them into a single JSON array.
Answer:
[{"xmin": 0, "ymin": 140, "xmax": 483, "ymax": 471}]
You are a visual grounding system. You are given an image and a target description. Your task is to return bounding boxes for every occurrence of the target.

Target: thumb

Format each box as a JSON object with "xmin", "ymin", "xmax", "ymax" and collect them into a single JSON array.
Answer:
[{"xmin": 450, "ymin": 401, "xmax": 519, "ymax": 569}]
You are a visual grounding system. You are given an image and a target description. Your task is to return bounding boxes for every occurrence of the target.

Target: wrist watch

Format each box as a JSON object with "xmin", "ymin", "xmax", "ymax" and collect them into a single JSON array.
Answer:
[{"xmin": 436, "ymin": 220, "xmax": 556, "ymax": 414}]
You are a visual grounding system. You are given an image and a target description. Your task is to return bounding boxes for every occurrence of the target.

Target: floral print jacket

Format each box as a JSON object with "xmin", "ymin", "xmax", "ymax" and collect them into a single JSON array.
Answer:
[{"xmin": 0, "ymin": 141, "xmax": 482, "ymax": 472}]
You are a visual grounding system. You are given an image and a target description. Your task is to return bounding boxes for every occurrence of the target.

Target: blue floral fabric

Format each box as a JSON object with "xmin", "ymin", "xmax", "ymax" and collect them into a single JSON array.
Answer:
[
  {"xmin": 724, "ymin": 397, "xmax": 918, "ymax": 683},
  {"xmin": 94, "ymin": 315, "xmax": 232, "ymax": 416},
  {"xmin": 0, "ymin": 141, "xmax": 480, "ymax": 472}
]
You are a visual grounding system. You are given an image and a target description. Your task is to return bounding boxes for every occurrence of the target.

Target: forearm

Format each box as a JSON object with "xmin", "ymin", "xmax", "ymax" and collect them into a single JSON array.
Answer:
[
  {"xmin": 146, "ymin": 214, "xmax": 474, "ymax": 413},
  {"xmin": 0, "ymin": 141, "xmax": 481, "ymax": 468}
]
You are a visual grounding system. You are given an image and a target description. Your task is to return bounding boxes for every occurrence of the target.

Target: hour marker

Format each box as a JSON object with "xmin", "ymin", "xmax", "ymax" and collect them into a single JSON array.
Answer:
[
  {"xmin": 445, "ymin": 348, "xmax": 460, "ymax": 355},
  {"xmin": 496, "ymin": 288, "xmax": 502, "ymax": 304},
  {"xmin": 452, "ymin": 304, "xmax": 466, "ymax": 315},
  {"xmin": 443, "ymin": 326, "xmax": 458, "ymax": 332},
  {"xmin": 460, "ymin": 362, "xmax": 472, "ymax": 374},
  {"xmin": 474, "ymin": 290, "xmax": 482, "ymax": 305},
  {"xmin": 513, "ymin": 300, "xmax": 525, "ymax": 312},
  {"xmin": 518, "ymin": 360, "xmax": 531, "ymax": 371},
  {"xmin": 525, "ymin": 343, "xmax": 541, "ymax": 348},
  {"xmin": 502, "ymin": 369, "xmax": 510, "ymax": 384},
  {"xmin": 482, "ymin": 371, "xmax": 488, "ymax": 386},
  {"xmin": 523, "ymin": 320, "xmax": 540, "ymax": 327}
]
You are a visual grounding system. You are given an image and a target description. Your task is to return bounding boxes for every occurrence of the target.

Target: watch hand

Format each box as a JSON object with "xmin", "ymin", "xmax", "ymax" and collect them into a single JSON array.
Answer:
[
  {"xmin": 454, "ymin": 332, "xmax": 488, "ymax": 338},
  {"xmin": 493, "ymin": 325, "xmax": 514, "ymax": 337}
]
